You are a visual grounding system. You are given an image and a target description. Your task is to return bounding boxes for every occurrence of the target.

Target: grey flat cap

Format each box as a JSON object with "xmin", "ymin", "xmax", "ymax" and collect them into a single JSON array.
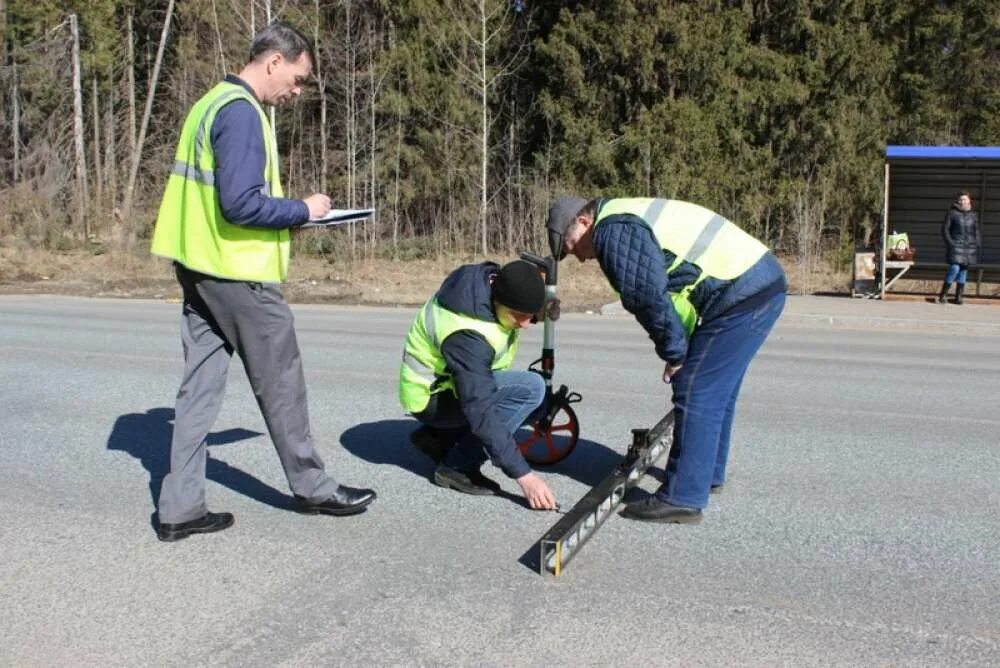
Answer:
[{"xmin": 546, "ymin": 195, "xmax": 588, "ymax": 259}]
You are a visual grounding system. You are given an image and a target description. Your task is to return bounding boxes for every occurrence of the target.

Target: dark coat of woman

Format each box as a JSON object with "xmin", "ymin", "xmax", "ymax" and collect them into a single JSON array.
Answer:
[{"xmin": 943, "ymin": 203, "xmax": 981, "ymax": 266}]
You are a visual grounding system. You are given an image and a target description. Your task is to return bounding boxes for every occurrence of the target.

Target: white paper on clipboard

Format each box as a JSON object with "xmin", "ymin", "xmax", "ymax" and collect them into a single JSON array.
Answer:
[{"xmin": 300, "ymin": 208, "xmax": 374, "ymax": 228}]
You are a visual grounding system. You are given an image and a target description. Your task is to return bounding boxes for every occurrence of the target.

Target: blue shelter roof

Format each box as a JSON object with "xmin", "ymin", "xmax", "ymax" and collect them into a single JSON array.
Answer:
[{"xmin": 886, "ymin": 145, "xmax": 1000, "ymax": 160}]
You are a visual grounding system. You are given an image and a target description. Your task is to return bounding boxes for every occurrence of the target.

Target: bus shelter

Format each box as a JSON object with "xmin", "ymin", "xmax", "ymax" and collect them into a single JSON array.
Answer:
[{"xmin": 854, "ymin": 146, "xmax": 1000, "ymax": 299}]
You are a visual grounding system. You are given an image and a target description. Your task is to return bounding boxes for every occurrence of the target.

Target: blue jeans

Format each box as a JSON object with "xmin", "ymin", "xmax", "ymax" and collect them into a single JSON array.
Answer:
[
  {"xmin": 417, "ymin": 370, "xmax": 546, "ymax": 472},
  {"xmin": 945, "ymin": 264, "xmax": 968, "ymax": 284},
  {"xmin": 657, "ymin": 291, "xmax": 785, "ymax": 509}
]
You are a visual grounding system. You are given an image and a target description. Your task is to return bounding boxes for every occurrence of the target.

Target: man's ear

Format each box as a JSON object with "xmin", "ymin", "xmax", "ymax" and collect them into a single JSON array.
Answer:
[{"xmin": 266, "ymin": 52, "xmax": 283, "ymax": 74}]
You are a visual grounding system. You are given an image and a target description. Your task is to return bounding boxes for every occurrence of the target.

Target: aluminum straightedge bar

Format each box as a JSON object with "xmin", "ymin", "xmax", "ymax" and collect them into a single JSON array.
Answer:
[{"xmin": 537, "ymin": 411, "xmax": 674, "ymax": 576}]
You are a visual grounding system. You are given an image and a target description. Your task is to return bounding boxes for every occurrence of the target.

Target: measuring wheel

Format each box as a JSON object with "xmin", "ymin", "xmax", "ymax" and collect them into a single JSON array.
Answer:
[
  {"xmin": 514, "ymin": 250, "xmax": 585, "ymax": 467},
  {"xmin": 517, "ymin": 386, "xmax": 581, "ymax": 465}
]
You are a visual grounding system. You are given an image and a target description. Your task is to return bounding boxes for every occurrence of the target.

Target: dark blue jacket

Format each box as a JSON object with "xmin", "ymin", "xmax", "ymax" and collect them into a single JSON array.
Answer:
[
  {"xmin": 593, "ymin": 200, "xmax": 786, "ymax": 365},
  {"xmin": 435, "ymin": 262, "xmax": 532, "ymax": 479},
  {"xmin": 210, "ymin": 75, "xmax": 310, "ymax": 228}
]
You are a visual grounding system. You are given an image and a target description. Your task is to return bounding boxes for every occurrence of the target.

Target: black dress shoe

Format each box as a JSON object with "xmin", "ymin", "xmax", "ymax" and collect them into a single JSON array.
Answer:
[
  {"xmin": 157, "ymin": 511, "xmax": 235, "ymax": 542},
  {"xmin": 409, "ymin": 426, "xmax": 454, "ymax": 464},
  {"xmin": 433, "ymin": 464, "xmax": 500, "ymax": 496},
  {"xmin": 620, "ymin": 496, "xmax": 703, "ymax": 524},
  {"xmin": 294, "ymin": 485, "xmax": 377, "ymax": 516}
]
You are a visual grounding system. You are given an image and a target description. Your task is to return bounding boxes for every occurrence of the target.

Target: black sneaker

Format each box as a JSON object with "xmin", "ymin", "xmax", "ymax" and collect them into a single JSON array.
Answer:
[
  {"xmin": 409, "ymin": 426, "xmax": 455, "ymax": 463},
  {"xmin": 157, "ymin": 511, "xmax": 235, "ymax": 542},
  {"xmin": 433, "ymin": 464, "xmax": 501, "ymax": 496}
]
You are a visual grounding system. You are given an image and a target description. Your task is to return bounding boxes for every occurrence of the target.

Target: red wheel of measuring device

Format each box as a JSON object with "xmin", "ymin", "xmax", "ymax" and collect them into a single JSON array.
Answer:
[{"xmin": 517, "ymin": 402, "xmax": 579, "ymax": 465}]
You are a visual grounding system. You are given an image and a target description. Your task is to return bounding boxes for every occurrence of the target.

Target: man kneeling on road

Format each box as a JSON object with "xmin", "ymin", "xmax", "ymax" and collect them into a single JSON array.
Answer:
[{"xmin": 398, "ymin": 260, "xmax": 558, "ymax": 510}]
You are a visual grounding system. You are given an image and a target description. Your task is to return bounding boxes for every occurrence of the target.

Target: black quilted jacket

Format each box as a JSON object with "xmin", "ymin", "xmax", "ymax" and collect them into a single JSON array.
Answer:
[{"xmin": 942, "ymin": 204, "xmax": 981, "ymax": 266}]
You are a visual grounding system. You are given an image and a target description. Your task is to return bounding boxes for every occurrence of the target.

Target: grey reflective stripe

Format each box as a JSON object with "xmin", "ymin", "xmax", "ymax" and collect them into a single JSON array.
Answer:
[
  {"xmin": 685, "ymin": 214, "xmax": 728, "ymax": 264},
  {"xmin": 642, "ymin": 198, "xmax": 668, "ymax": 227},
  {"xmin": 402, "ymin": 351, "xmax": 436, "ymax": 382},
  {"xmin": 194, "ymin": 90, "xmax": 252, "ymax": 167},
  {"xmin": 423, "ymin": 300, "xmax": 438, "ymax": 345},
  {"xmin": 172, "ymin": 160, "xmax": 215, "ymax": 186},
  {"xmin": 191, "ymin": 88, "xmax": 278, "ymax": 197}
]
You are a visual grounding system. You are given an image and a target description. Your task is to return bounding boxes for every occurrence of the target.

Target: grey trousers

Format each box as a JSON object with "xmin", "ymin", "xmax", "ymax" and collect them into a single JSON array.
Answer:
[{"xmin": 157, "ymin": 264, "xmax": 340, "ymax": 523}]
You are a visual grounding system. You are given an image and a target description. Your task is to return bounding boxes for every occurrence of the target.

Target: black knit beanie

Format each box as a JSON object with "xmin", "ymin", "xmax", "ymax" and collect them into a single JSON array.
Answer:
[{"xmin": 493, "ymin": 260, "xmax": 545, "ymax": 314}]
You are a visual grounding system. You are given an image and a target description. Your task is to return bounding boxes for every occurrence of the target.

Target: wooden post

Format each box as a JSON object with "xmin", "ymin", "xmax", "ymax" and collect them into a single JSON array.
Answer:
[{"xmin": 880, "ymin": 162, "xmax": 890, "ymax": 299}]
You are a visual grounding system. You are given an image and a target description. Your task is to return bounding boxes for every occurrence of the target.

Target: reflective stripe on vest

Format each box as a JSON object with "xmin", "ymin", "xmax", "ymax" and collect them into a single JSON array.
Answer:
[
  {"xmin": 595, "ymin": 198, "xmax": 768, "ymax": 335},
  {"xmin": 398, "ymin": 299, "xmax": 519, "ymax": 413},
  {"xmin": 150, "ymin": 81, "xmax": 288, "ymax": 282}
]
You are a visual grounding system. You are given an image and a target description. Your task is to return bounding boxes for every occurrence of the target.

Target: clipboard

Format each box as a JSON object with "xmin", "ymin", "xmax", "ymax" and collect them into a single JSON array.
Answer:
[{"xmin": 299, "ymin": 208, "xmax": 374, "ymax": 228}]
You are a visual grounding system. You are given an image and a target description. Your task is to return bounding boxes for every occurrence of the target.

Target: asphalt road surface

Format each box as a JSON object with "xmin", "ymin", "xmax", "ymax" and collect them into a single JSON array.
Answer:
[{"xmin": 1, "ymin": 295, "xmax": 998, "ymax": 666}]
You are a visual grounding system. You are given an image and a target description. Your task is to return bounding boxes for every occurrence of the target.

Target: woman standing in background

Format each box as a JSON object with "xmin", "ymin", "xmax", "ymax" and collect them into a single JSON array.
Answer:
[{"xmin": 938, "ymin": 191, "xmax": 981, "ymax": 305}]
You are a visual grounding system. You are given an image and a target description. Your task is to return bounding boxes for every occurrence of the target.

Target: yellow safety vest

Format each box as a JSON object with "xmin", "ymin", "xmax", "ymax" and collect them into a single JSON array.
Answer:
[
  {"xmin": 399, "ymin": 299, "xmax": 520, "ymax": 413},
  {"xmin": 150, "ymin": 81, "xmax": 290, "ymax": 282},
  {"xmin": 595, "ymin": 198, "xmax": 768, "ymax": 335}
]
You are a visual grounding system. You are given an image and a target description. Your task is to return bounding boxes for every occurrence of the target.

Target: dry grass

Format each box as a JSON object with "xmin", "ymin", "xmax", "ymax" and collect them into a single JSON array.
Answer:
[{"xmin": 0, "ymin": 241, "xmax": 849, "ymax": 309}]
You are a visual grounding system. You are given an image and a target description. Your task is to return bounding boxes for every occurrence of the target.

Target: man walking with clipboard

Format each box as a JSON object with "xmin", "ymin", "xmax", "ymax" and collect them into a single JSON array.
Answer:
[{"xmin": 150, "ymin": 21, "xmax": 376, "ymax": 542}]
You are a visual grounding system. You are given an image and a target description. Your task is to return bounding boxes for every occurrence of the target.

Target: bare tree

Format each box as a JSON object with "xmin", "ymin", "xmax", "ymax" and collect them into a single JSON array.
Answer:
[
  {"xmin": 10, "ymin": 59, "xmax": 20, "ymax": 183},
  {"xmin": 210, "ymin": 0, "xmax": 228, "ymax": 76},
  {"xmin": 791, "ymin": 174, "xmax": 831, "ymax": 296},
  {"xmin": 91, "ymin": 73, "xmax": 102, "ymax": 225},
  {"xmin": 433, "ymin": 0, "xmax": 528, "ymax": 257},
  {"xmin": 122, "ymin": 0, "xmax": 176, "ymax": 238},
  {"xmin": 126, "ymin": 10, "xmax": 136, "ymax": 164},
  {"xmin": 105, "ymin": 64, "xmax": 117, "ymax": 217},
  {"xmin": 313, "ymin": 0, "xmax": 329, "ymax": 189},
  {"xmin": 70, "ymin": 14, "xmax": 90, "ymax": 237}
]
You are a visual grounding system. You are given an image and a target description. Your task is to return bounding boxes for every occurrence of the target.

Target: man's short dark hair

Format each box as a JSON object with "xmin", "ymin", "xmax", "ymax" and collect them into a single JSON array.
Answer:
[{"xmin": 249, "ymin": 21, "xmax": 315, "ymax": 68}]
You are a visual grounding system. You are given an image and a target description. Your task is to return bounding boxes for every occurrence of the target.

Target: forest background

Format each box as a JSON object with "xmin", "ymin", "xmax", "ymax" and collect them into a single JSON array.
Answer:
[{"xmin": 0, "ymin": 0, "xmax": 997, "ymax": 304}]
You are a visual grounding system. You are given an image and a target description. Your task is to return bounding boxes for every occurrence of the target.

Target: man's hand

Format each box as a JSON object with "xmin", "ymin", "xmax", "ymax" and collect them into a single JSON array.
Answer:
[
  {"xmin": 538, "ymin": 297, "xmax": 561, "ymax": 322},
  {"xmin": 516, "ymin": 472, "xmax": 557, "ymax": 510},
  {"xmin": 663, "ymin": 362, "xmax": 683, "ymax": 383},
  {"xmin": 304, "ymin": 193, "xmax": 332, "ymax": 219}
]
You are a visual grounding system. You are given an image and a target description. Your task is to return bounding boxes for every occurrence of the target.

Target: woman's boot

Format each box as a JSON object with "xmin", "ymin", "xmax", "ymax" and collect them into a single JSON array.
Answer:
[
  {"xmin": 937, "ymin": 282, "xmax": 951, "ymax": 304},
  {"xmin": 955, "ymin": 283, "xmax": 965, "ymax": 305}
]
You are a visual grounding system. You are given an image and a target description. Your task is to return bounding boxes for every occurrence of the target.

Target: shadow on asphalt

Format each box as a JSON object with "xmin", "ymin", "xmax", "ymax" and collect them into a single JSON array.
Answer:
[
  {"xmin": 339, "ymin": 419, "xmax": 628, "ymax": 511},
  {"xmin": 107, "ymin": 407, "xmax": 291, "ymax": 529}
]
